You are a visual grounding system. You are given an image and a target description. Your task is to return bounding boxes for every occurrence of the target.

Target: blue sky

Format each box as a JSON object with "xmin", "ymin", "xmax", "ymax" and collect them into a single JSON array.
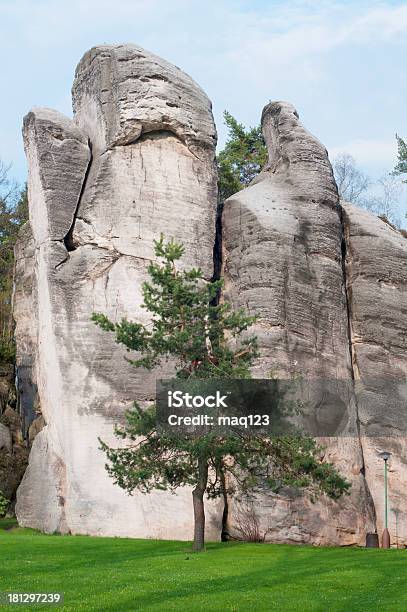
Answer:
[{"xmin": 1, "ymin": 0, "xmax": 406, "ymax": 220}]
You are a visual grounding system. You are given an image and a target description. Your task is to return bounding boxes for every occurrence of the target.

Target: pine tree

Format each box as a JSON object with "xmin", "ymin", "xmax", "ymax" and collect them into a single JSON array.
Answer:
[
  {"xmin": 393, "ymin": 135, "xmax": 407, "ymax": 182},
  {"xmin": 93, "ymin": 236, "xmax": 350, "ymax": 551},
  {"xmin": 217, "ymin": 111, "xmax": 267, "ymax": 203}
]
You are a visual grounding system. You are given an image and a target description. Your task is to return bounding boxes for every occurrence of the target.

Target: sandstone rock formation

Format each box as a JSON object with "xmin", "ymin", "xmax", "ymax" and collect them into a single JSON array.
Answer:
[
  {"xmin": 15, "ymin": 44, "xmax": 220, "ymax": 538},
  {"xmin": 342, "ymin": 204, "xmax": 407, "ymax": 542},
  {"xmin": 14, "ymin": 45, "xmax": 407, "ymax": 546},
  {"xmin": 221, "ymin": 102, "xmax": 376, "ymax": 545}
]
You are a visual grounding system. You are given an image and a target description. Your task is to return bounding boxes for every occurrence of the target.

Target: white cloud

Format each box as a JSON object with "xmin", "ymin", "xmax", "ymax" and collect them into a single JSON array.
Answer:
[
  {"xmin": 223, "ymin": 2, "xmax": 407, "ymax": 60},
  {"xmin": 0, "ymin": 0, "xmax": 406, "ymax": 186}
]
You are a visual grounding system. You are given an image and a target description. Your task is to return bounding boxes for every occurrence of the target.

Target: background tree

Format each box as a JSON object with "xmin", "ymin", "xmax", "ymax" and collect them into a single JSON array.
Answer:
[
  {"xmin": 0, "ymin": 160, "xmax": 28, "ymax": 365},
  {"xmin": 94, "ymin": 236, "xmax": 350, "ymax": 551},
  {"xmin": 333, "ymin": 153, "xmax": 403, "ymax": 228},
  {"xmin": 217, "ymin": 111, "xmax": 267, "ymax": 203},
  {"xmin": 393, "ymin": 135, "xmax": 407, "ymax": 181},
  {"xmin": 332, "ymin": 153, "xmax": 371, "ymax": 205},
  {"xmin": 369, "ymin": 174, "xmax": 402, "ymax": 228}
]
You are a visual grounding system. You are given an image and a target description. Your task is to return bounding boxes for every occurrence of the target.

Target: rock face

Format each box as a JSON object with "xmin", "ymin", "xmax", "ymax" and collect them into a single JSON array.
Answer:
[
  {"xmin": 15, "ymin": 44, "xmax": 220, "ymax": 538},
  {"xmin": 15, "ymin": 47, "xmax": 407, "ymax": 546},
  {"xmin": 342, "ymin": 205, "xmax": 407, "ymax": 543},
  {"xmin": 221, "ymin": 102, "xmax": 376, "ymax": 545}
]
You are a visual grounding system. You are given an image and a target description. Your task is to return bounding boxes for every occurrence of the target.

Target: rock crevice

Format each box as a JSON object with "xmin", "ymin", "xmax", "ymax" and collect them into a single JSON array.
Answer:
[
  {"xmin": 221, "ymin": 101, "xmax": 376, "ymax": 545},
  {"xmin": 338, "ymin": 202, "xmax": 377, "ymax": 530},
  {"xmin": 340, "ymin": 203, "xmax": 407, "ymax": 542},
  {"xmin": 13, "ymin": 47, "xmax": 407, "ymax": 545},
  {"xmin": 15, "ymin": 43, "xmax": 220, "ymax": 539},
  {"xmin": 64, "ymin": 139, "xmax": 93, "ymax": 252}
]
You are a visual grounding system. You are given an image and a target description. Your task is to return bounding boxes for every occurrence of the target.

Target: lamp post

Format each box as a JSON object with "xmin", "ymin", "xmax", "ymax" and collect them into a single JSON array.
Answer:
[{"xmin": 379, "ymin": 451, "xmax": 391, "ymax": 548}]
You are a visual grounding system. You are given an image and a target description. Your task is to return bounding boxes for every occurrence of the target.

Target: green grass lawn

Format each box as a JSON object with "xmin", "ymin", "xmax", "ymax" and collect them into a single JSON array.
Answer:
[{"xmin": 1, "ymin": 519, "xmax": 406, "ymax": 611}]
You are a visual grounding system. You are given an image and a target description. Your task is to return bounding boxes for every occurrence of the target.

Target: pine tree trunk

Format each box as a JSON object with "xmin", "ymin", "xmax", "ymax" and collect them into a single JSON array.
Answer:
[{"xmin": 192, "ymin": 456, "xmax": 208, "ymax": 551}]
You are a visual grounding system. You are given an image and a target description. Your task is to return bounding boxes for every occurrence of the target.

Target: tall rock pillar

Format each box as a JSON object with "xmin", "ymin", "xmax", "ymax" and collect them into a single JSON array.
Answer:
[
  {"xmin": 221, "ymin": 101, "xmax": 376, "ymax": 545},
  {"xmin": 15, "ymin": 45, "xmax": 218, "ymax": 538},
  {"xmin": 342, "ymin": 204, "xmax": 407, "ymax": 546}
]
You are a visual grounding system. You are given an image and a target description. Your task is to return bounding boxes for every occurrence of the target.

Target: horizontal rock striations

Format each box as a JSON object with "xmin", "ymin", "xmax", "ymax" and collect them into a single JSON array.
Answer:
[
  {"xmin": 342, "ymin": 204, "xmax": 407, "ymax": 544},
  {"xmin": 14, "ymin": 47, "xmax": 407, "ymax": 546},
  {"xmin": 15, "ymin": 44, "xmax": 219, "ymax": 538},
  {"xmin": 221, "ymin": 101, "xmax": 376, "ymax": 545}
]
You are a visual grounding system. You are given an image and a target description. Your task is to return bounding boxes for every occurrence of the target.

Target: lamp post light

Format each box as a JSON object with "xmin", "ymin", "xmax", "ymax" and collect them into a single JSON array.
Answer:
[{"xmin": 379, "ymin": 451, "xmax": 391, "ymax": 548}]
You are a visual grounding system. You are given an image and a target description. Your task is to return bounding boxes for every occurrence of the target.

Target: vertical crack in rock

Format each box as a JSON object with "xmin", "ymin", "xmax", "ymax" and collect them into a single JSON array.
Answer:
[
  {"xmin": 16, "ymin": 44, "xmax": 219, "ymax": 538},
  {"xmin": 212, "ymin": 194, "xmax": 229, "ymax": 536},
  {"xmin": 338, "ymin": 202, "xmax": 378, "ymax": 531},
  {"xmin": 211, "ymin": 199, "xmax": 223, "ymax": 301},
  {"xmin": 63, "ymin": 138, "xmax": 93, "ymax": 252},
  {"xmin": 221, "ymin": 101, "xmax": 376, "ymax": 544},
  {"xmin": 212, "ymin": 194, "xmax": 233, "ymax": 540},
  {"xmin": 339, "ymin": 204, "xmax": 356, "ymax": 383}
]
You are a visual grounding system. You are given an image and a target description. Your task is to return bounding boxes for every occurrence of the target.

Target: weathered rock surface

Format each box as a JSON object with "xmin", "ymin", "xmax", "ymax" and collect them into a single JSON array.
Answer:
[
  {"xmin": 222, "ymin": 102, "xmax": 376, "ymax": 545},
  {"xmin": 342, "ymin": 204, "xmax": 407, "ymax": 544},
  {"xmin": 14, "ymin": 47, "xmax": 407, "ymax": 546},
  {"xmin": 15, "ymin": 44, "xmax": 220, "ymax": 538},
  {"xmin": 70, "ymin": 44, "xmax": 216, "ymax": 269}
]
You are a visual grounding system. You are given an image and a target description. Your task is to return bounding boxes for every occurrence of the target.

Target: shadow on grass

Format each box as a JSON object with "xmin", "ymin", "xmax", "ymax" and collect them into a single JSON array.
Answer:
[
  {"xmin": 96, "ymin": 546, "xmax": 407, "ymax": 612},
  {"xmin": 3, "ymin": 529, "xmax": 407, "ymax": 611},
  {"xmin": 0, "ymin": 518, "xmax": 18, "ymax": 530}
]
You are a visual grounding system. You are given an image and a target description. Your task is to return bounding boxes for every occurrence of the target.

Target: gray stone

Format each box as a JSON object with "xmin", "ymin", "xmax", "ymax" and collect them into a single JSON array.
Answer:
[
  {"xmin": 222, "ymin": 102, "xmax": 375, "ymax": 545},
  {"xmin": 15, "ymin": 44, "xmax": 219, "ymax": 539},
  {"xmin": 342, "ymin": 204, "xmax": 407, "ymax": 544},
  {"xmin": 23, "ymin": 109, "xmax": 91, "ymax": 242},
  {"xmin": 15, "ymin": 47, "xmax": 407, "ymax": 547},
  {"xmin": 70, "ymin": 44, "xmax": 217, "ymax": 273}
]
